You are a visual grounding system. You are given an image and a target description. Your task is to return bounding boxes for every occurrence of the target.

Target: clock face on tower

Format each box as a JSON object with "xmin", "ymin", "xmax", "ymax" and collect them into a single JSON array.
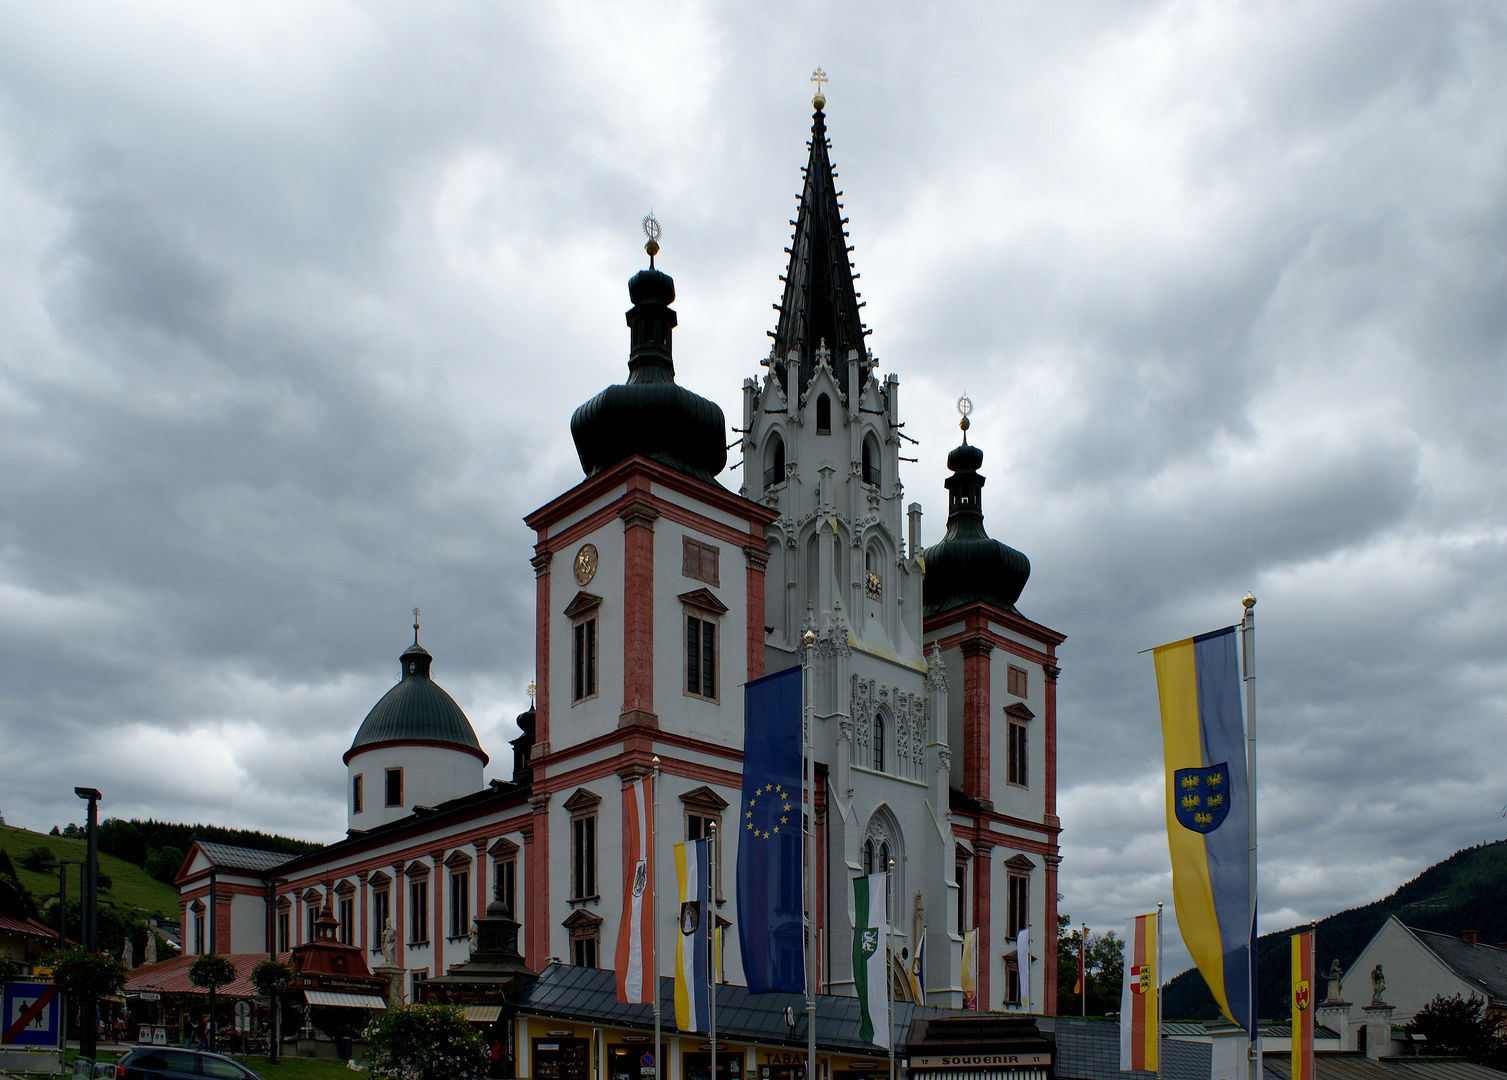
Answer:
[{"xmin": 573, "ymin": 544, "xmax": 598, "ymax": 586}]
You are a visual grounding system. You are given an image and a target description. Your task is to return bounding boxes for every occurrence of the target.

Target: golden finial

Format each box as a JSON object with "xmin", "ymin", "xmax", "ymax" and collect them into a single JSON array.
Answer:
[
  {"xmin": 1242, "ymin": 592, "xmax": 1256, "ymax": 610},
  {"xmin": 810, "ymin": 67, "xmax": 827, "ymax": 111},
  {"xmin": 526, "ymin": 680, "xmax": 536, "ymax": 706},
  {"xmin": 412, "ymin": 607, "xmax": 420, "ymax": 644},
  {"xmin": 957, "ymin": 392, "xmax": 973, "ymax": 439},
  {"xmin": 642, "ymin": 213, "xmax": 661, "ymax": 266}
]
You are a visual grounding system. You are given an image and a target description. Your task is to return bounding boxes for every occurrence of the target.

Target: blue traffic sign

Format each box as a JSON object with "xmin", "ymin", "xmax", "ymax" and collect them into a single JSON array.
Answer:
[{"xmin": 2, "ymin": 981, "xmax": 61, "ymax": 1048}]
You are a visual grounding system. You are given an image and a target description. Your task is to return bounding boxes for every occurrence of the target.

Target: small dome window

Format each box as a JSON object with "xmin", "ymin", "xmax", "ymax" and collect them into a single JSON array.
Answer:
[{"xmin": 816, "ymin": 394, "xmax": 831, "ymax": 434}]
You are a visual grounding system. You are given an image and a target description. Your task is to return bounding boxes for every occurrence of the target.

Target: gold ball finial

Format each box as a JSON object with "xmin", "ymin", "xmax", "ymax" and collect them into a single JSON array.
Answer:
[
  {"xmin": 957, "ymin": 392, "xmax": 973, "ymax": 438},
  {"xmin": 810, "ymin": 67, "xmax": 828, "ymax": 110},
  {"xmin": 1242, "ymin": 592, "xmax": 1257, "ymax": 610},
  {"xmin": 803, "ymin": 629, "xmax": 817, "ymax": 646},
  {"xmin": 642, "ymin": 213, "xmax": 661, "ymax": 263}
]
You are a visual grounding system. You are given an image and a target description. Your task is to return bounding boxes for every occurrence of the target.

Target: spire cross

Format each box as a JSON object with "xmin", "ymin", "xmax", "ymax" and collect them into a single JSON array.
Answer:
[
  {"xmin": 810, "ymin": 67, "xmax": 828, "ymax": 107},
  {"xmin": 412, "ymin": 607, "xmax": 420, "ymax": 644},
  {"xmin": 526, "ymin": 681, "xmax": 536, "ymax": 707}
]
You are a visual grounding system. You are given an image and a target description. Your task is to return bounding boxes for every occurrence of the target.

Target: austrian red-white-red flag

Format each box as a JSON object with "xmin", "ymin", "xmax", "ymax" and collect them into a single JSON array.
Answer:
[{"xmin": 615, "ymin": 776, "xmax": 655, "ymax": 1003}]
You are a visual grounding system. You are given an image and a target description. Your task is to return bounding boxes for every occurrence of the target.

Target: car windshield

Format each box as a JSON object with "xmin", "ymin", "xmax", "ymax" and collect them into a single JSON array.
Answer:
[{"xmin": 202, "ymin": 1055, "xmax": 262, "ymax": 1080}]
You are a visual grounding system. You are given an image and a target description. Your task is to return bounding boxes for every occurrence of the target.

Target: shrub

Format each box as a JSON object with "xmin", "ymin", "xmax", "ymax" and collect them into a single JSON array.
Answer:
[
  {"xmin": 251, "ymin": 959, "xmax": 295, "ymax": 995},
  {"xmin": 188, "ymin": 954, "xmax": 239, "ymax": 991},
  {"xmin": 19, "ymin": 845, "xmax": 54, "ymax": 872},
  {"xmin": 363, "ymin": 1003, "xmax": 487, "ymax": 1080}
]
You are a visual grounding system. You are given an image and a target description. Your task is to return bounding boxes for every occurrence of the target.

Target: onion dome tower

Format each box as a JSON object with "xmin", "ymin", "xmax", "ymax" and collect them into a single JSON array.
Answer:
[
  {"xmin": 922, "ymin": 400, "xmax": 1032, "ymax": 617},
  {"xmin": 569, "ymin": 220, "xmax": 728, "ymax": 483},
  {"xmin": 344, "ymin": 612, "xmax": 488, "ymax": 832}
]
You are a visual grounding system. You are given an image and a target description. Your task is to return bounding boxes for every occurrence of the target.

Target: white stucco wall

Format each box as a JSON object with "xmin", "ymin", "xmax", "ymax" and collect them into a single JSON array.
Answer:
[{"xmin": 346, "ymin": 744, "xmax": 484, "ymax": 830}]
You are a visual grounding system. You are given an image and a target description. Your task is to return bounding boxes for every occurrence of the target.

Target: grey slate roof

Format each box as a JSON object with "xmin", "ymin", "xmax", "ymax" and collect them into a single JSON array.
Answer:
[
  {"xmin": 193, "ymin": 841, "xmax": 294, "ymax": 873},
  {"xmin": 510, "ymin": 964, "xmax": 914, "ymax": 1053},
  {"xmin": 1263, "ymin": 1052, "xmax": 1507, "ymax": 1080},
  {"xmin": 1041, "ymin": 1018, "xmax": 1210, "ymax": 1080},
  {"xmin": 1408, "ymin": 928, "xmax": 1507, "ymax": 1006}
]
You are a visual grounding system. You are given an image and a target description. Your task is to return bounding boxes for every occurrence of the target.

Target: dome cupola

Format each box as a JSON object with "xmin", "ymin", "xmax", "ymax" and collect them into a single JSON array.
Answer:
[
  {"xmin": 922, "ymin": 404, "xmax": 1031, "ymax": 617},
  {"xmin": 569, "ymin": 220, "xmax": 728, "ymax": 483}
]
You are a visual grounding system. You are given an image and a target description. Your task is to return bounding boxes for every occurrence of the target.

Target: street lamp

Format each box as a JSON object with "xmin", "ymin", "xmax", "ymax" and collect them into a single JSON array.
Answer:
[
  {"xmin": 74, "ymin": 786, "xmax": 102, "ymax": 1063},
  {"xmin": 40, "ymin": 859, "xmax": 82, "ymax": 946}
]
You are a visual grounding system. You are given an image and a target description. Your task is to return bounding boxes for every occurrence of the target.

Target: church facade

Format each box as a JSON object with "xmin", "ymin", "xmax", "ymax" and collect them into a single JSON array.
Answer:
[{"xmin": 174, "ymin": 97, "xmax": 1065, "ymax": 1018}]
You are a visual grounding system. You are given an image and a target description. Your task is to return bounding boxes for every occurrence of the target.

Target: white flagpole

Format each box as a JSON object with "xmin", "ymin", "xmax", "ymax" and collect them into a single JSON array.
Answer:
[
  {"xmin": 709, "ymin": 823, "xmax": 718, "ymax": 1080},
  {"xmin": 1156, "ymin": 902, "xmax": 1164, "ymax": 1080},
  {"xmin": 803, "ymin": 628, "xmax": 817, "ymax": 1080},
  {"xmin": 1241, "ymin": 594, "xmax": 1259, "ymax": 1080},
  {"xmin": 652, "ymin": 757, "xmax": 662, "ymax": 1080},
  {"xmin": 887, "ymin": 859, "xmax": 895, "ymax": 1080}
]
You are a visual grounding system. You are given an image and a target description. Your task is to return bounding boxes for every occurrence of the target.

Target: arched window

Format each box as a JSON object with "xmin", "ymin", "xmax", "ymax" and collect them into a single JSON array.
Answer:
[
  {"xmin": 763, "ymin": 433, "xmax": 786, "ymax": 490},
  {"xmin": 863, "ymin": 839, "xmax": 875, "ymax": 875},
  {"xmin": 816, "ymin": 394, "xmax": 831, "ymax": 434},
  {"xmin": 873, "ymin": 713, "xmax": 885, "ymax": 772},
  {"xmin": 862, "ymin": 434, "xmax": 880, "ymax": 486}
]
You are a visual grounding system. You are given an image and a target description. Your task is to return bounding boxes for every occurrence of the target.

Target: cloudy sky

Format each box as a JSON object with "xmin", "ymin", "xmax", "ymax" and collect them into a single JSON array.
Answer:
[{"xmin": 3, "ymin": 1, "xmax": 1505, "ymax": 974}]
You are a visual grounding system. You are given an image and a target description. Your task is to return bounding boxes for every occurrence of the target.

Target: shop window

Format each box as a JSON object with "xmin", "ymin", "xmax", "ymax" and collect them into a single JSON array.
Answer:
[
  {"xmin": 682, "ymin": 537, "xmax": 720, "ymax": 587},
  {"xmin": 385, "ymin": 768, "xmax": 403, "ymax": 808},
  {"xmin": 409, "ymin": 878, "xmax": 429, "ymax": 944},
  {"xmin": 533, "ymin": 1038, "xmax": 590, "ymax": 1080}
]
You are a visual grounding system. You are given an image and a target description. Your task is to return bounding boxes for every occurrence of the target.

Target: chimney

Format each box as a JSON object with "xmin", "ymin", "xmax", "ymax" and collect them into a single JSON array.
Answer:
[{"xmin": 1463, "ymin": 930, "xmax": 1479, "ymax": 944}]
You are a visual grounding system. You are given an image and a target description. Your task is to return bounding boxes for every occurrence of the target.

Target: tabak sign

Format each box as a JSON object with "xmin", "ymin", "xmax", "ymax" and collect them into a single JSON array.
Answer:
[{"xmin": 908, "ymin": 1054, "xmax": 1051, "ymax": 1068}]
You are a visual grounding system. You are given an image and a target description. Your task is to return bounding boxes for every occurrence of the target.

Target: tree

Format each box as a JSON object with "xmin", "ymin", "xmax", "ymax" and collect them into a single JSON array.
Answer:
[
  {"xmin": 143, "ymin": 846, "xmax": 184, "ymax": 884},
  {"xmin": 97, "ymin": 820, "xmax": 146, "ymax": 864},
  {"xmin": 1055, "ymin": 913, "xmax": 1124, "ymax": 1016},
  {"xmin": 1405, "ymin": 994, "xmax": 1506, "ymax": 1065},
  {"xmin": 252, "ymin": 960, "xmax": 296, "ymax": 1065},
  {"xmin": 364, "ymin": 1004, "xmax": 488, "ymax": 1080},
  {"xmin": 19, "ymin": 845, "xmax": 55, "ymax": 872},
  {"xmin": 0, "ymin": 850, "xmax": 38, "ymax": 921}
]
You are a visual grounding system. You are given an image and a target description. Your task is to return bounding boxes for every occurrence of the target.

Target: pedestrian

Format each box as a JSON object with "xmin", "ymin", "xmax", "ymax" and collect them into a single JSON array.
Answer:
[
  {"xmin": 182, "ymin": 1016, "xmax": 198, "ymax": 1049},
  {"xmin": 197, "ymin": 1014, "xmax": 210, "ymax": 1051}
]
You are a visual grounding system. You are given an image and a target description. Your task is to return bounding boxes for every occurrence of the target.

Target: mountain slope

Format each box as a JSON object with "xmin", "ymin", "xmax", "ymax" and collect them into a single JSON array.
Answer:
[{"xmin": 1164, "ymin": 839, "xmax": 1507, "ymax": 1021}]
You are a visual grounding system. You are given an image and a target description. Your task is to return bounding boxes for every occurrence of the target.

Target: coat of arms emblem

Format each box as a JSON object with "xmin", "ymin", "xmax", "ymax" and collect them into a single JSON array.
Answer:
[
  {"xmin": 632, "ymin": 858, "xmax": 648, "ymax": 898},
  {"xmin": 1173, "ymin": 763, "xmax": 1231, "ymax": 833},
  {"xmin": 859, "ymin": 928, "xmax": 879, "ymax": 959},
  {"xmin": 680, "ymin": 901, "xmax": 700, "ymax": 936},
  {"xmin": 1294, "ymin": 980, "xmax": 1310, "ymax": 1011}
]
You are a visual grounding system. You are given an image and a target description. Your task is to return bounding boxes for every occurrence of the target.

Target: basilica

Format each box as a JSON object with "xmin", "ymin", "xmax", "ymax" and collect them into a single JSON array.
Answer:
[{"xmin": 173, "ymin": 93, "xmax": 1066, "ymax": 1023}]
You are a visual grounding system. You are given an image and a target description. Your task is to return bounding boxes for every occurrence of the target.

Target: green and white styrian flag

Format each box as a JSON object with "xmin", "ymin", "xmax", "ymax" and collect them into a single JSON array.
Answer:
[{"xmin": 852, "ymin": 872, "xmax": 890, "ymax": 1048}]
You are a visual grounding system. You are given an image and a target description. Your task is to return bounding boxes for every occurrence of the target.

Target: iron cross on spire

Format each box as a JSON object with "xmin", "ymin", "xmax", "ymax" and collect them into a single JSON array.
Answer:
[{"xmin": 810, "ymin": 67, "xmax": 827, "ymax": 109}]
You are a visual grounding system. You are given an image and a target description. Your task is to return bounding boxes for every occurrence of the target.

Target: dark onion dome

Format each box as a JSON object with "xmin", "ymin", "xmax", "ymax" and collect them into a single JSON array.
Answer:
[
  {"xmin": 343, "ymin": 640, "xmax": 488, "ymax": 765},
  {"xmin": 922, "ymin": 427, "xmax": 1031, "ymax": 618},
  {"xmin": 570, "ymin": 245, "xmax": 727, "ymax": 483}
]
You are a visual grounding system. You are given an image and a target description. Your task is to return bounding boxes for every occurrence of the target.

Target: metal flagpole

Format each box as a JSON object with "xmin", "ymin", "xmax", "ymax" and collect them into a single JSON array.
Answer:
[
  {"xmin": 887, "ymin": 859, "xmax": 895, "ymax": 1080},
  {"xmin": 1241, "ymin": 594, "xmax": 1259, "ymax": 1080},
  {"xmin": 710, "ymin": 821, "xmax": 718, "ymax": 1080},
  {"xmin": 1156, "ymin": 902, "xmax": 1164, "ymax": 1080},
  {"xmin": 1309, "ymin": 922, "xmax": 1317, "ymax": 1080},
  {"xmin": 1080, "ymin": 923, "xmax": 1087, "ymax": 1017},
  {"xmin": 652, "ymin": 757, "xmax": 662, "ymax": 1080},
  {"xmin": 803, "ymin": 628, "xmax": 818, "ymax": 1080}
]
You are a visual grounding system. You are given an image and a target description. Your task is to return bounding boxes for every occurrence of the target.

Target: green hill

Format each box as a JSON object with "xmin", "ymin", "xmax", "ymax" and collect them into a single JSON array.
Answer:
[
  {"xmin": 1164, "ymin": 839, "xmax": 1507, "ymax": 1021},
  {"xmin": 0, "ymin": 822, "xmax": 181, "ymax": 921}
]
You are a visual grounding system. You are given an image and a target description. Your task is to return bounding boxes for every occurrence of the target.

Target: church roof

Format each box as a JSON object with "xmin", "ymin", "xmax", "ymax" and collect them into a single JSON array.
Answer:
[
  {"xmin": 922, "ymin": 418, "xmax": 1031, "ymax": 618},
  {"xmin": 1406, "ymin": 924, "xmax": 1507, "ymax": 1006},
  {"xmin": 769, "ymin": 98, "xmax": 871, "ymax": 402},
  {"xmin": 191, "ymin": 841, "xmax": 292, "ymax": 873},
  {"xmin": 344, "ymin": 637, "xmax": 487, "ymax": 765}
]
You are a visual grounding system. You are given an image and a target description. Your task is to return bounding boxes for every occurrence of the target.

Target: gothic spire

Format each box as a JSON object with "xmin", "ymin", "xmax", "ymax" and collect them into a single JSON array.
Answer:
[{"xmin": 770, "ymin": 91, "xmax": 869, "ymax": 402}]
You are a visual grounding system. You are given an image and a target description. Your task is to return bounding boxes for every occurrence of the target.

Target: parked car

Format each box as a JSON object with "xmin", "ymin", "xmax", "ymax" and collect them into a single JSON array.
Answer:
[{"xmin": 106, "ymin": 1048, "xmax": 267, "ymax": 1080}]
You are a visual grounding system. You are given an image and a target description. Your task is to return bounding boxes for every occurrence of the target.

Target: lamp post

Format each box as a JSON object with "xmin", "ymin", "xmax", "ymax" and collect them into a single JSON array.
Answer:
[
  {"xmin": 74, "ymin": 787, "xmax": 102, "ymax": 1063},
  {"xmin": 265, "ymin": 876, "xmax": 287, "ymax": 1063},
  {"xmin": 41, "ymin": 859, "xmax": 82, "ymax": 946}
]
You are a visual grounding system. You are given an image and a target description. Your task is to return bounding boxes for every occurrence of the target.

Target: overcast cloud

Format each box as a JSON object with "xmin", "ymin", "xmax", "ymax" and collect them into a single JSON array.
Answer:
[{"xmin": 2, "ymin": 1, "xmax": 1505, "ymax": 976}]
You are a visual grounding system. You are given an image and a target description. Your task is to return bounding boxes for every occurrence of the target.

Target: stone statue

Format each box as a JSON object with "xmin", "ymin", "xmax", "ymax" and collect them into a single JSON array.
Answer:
[
  {"xmin": 1370, "ymin": 963, "xmax": 1386, "ymax": 1005},
  {"xmin": 912, "ymin": 893, "xmax": 925, "ymax": 954},
  {"xmin": 144, "ymin": 929, "xmax": 158, "ymax": 966},
  {"xmin": 468, "ymin": 919, "xmax": 479, "ymax": 954},
  {"xmin": 380, "ymin": 918, "xmax": 398, "ymax": 966},
  {"xmin": 1326, "ymin": 959, "xmax": 1342, "ymax": 1002},
  {"xmin": 121, "ymin": 937, "xmax": 134, "ymax": 970}
]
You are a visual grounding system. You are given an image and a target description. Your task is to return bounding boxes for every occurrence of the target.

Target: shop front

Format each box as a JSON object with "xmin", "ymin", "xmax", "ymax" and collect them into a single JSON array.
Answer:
[{"xmin": 904, "ymin": 1016, "xmax": 1053, "ymax": 1080}]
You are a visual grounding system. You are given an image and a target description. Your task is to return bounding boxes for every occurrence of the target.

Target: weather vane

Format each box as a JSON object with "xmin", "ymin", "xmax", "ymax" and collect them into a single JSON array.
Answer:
[
  {"xmin": 810, "ymin": 67, "xmax": 827, "ymax": 110},
  {"xmin": 957, "ymin": 392, "xmax": 973, "ymax": 437},
  {"xmin": 642, "ymin": 212, "xmax": 661, "ymax": 266}
]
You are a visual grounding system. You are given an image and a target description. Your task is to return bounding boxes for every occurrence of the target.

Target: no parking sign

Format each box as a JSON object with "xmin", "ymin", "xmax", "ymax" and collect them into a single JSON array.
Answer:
[{"xmin": 2, "ymin": 981, "xmax": 61, "ymax": 1048}]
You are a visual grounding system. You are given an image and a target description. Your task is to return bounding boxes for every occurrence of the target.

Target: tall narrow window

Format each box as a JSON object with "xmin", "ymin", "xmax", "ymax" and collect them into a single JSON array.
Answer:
[
  {"xmin": 572, "ymin": 815, "xmax": 597, "ymax": 899},
  {"xmin": 409, "ymin": 879, "xmax": 429, "ymax": 944},
  {"xmin": 276, "ymin": 909, "xmax": 289, "ymax": 954},
  {"xmin": 955, "ymin": 858, "xmax": 968, "ymax": 935},
  {"xmin": 1007, "ymin": 870, "xmax": 1030, "ymax": 938},
  {"xmin": 193, "ymin": 908, "xmax": 205, "ymax": 955},
  {"xmin": 339, "ymin": 896, "xmax": 354, "ymax": 945},
  {"xmin": 495, "ymin": 857, "xmax": 516, "ymax": 915},
  {"xmin": 862, "ymin": 434, "xmax": 880, "ymax": 486},
  {"xmin": 685, "ymin": 615, "xmax": 717, "ymax": 700},
  {"xmin": 352, "ymin": 774, "xmax": 364, "ymax": 815},
  {"xmin": 573, "ymin": 617, "xmax": 598, "ymax": 702},
  {"xmin": 385, "ymin": 768, "xmax": 403, "ymax": 808},
  {"xmin": 764, "ymin": 434, "xmax": 786, "ymax": 490},
  {"xmin": 565, "ymin": 911, "xmax": 603, "ymax": 969},
  {"xmin": 372, "ymin": 890, "xmax": 390, "ymax": 951},
  {"xmin": 873, "ymin": 714, "xmax": 886, "ymax": 771},
  {"xmin": 1008, "ymin": 719, "xmax": 1028, "ymax": 786},
  {"xmin": 816, "ymin": 394, "xmax": 832, "ymax": 434},
  {"xmin": 449, "ymin": 871, "xmax": 470, "ymax": 938}
]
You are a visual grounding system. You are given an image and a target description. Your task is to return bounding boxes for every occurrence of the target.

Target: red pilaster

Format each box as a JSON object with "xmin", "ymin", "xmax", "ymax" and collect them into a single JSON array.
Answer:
[
  {"xmin": 358, "ymin": 872, "xmax": 369, "ymax": 956},
  {"xmin": 972, "ymin": 839, "xmax": 994, "ymax": 1010},
  {"xmin": 215, "ymin": 895, "xmax": 232, "ymax": 950},
  {"xmin": 526, "ymin": 798, "xmax": 549, "ymax": 970},
  {"xmin": 1042, "ymin": 661, "xmax": 1061, "ymax": 1015},
  {"xmin": 1043, "ymin": 663, "xmax": 1060, "ymax": 820},
  {"xmin": 744, "ymin": 545, "xmax": 770, "ymax": 682},
  {"xmin": 474, "ymin": 839, "xmax": 488, "ymax": 931},
  {"xmin": 619, "ymin": 500, "xmax": 659, "ymax": 728},
  {"xmin": 531, "ymin": 551, "xmax": 552, "ymax": 753},
  {"xmin": 1043, "ymin": 853, "xmax": 1061, "ymax": 1015},
  {"xmin": 961, "ymin": 639, "xmax": 994, "ymax": 808},
  {"xmin": 431, "ymin": 850, "xmax": 445, "ymax": 975}
]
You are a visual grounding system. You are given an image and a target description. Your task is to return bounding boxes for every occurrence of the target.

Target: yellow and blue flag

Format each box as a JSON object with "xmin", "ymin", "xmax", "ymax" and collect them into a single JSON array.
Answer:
[
  {"xmin": 673, "ymin": 838, "xmax": 711, "ymax": 1033},
  {"xmin": 1153, "ymin": 626, "xmax": 1253, "ymax": 1033},
  {"xmin": 736, "ymin": 665, "xmax": 805, "ymax": 993}
]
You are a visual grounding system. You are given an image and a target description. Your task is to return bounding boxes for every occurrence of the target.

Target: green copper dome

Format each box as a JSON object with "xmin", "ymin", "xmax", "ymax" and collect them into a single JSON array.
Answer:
[{"xmin": 343, "ymin": 642, "xmax": 488, "ymax": 765}]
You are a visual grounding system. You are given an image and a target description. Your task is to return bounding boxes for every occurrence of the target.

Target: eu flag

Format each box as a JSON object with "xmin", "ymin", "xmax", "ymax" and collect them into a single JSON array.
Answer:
[{"xmin": 737, "ymin": 664, "xmax": 804, "ymax": 994}]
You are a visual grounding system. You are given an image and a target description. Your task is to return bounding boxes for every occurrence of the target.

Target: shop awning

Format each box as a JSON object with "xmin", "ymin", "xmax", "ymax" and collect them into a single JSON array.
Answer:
[
  {"xmin": 462, "ymin": 1006, "xmax": 502, "ymax": 1023},
  {"xmin": 304, "ymin": 991, "xmax": 387, "ymax": 1009}
]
